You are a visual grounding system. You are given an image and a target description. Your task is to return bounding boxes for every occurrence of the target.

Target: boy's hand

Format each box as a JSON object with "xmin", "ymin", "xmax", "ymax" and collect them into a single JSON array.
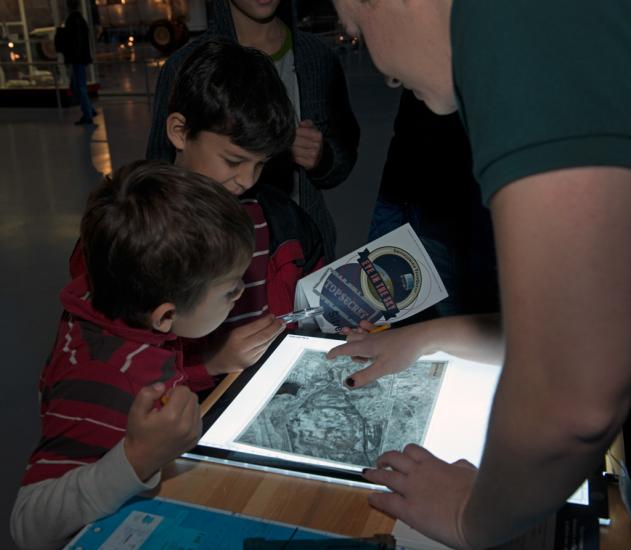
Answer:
[
  {"xmin": 204, "ymin": 314, "xmax": 285, "ymax": 375},
  {"xmin": 292, "ymin": 119, "xmax": 324, "ymax": 170},
  {"xmin": 124, "ymin": 383, "xmax": 201, "ymax": 482}
]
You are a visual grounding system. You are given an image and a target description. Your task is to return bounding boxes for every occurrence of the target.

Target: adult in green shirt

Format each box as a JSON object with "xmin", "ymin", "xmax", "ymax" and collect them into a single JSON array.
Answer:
[{"xmin": 328, "ymin": 0, "xmax": 631, "ymax": 547}]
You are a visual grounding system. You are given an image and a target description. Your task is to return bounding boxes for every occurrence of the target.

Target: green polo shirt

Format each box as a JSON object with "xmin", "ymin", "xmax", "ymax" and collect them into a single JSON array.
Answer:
[{"xmin": 451, "ymin": 0, "xmax": 631, "ymax": 204}]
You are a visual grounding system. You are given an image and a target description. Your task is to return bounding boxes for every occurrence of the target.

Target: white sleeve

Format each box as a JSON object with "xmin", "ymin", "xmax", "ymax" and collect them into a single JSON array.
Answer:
[{"xmin": 10, "ymin": 439, "xmax": 161, "ymax": 550}]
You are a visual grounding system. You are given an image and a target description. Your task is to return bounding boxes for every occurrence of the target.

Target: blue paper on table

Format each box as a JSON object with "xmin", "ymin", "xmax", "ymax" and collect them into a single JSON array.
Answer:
[{"xmin": 64, "ymin": 496, "xmax": 342, "ymax": 550}]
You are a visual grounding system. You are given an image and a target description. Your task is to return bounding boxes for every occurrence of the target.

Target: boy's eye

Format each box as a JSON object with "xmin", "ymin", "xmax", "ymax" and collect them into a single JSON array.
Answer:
[{"xmin": 224, "ymin": 158, "xmax": 242, "ymax": 168}]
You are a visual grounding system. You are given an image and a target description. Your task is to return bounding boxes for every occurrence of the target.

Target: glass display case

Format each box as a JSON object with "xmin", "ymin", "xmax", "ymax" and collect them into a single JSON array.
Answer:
[{"xmin": 0, "ymin": 0, "xmax": 97, "ymax": 107}]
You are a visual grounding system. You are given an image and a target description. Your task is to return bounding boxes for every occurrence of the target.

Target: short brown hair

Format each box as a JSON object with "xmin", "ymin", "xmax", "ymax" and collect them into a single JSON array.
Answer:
[
  {"xmin": 168, "ymin": 38, "xmax": 296, "ymax": 156},
  {"xmin": 81, "ymin": 160, "xmax": 254, "ymax": 327}
]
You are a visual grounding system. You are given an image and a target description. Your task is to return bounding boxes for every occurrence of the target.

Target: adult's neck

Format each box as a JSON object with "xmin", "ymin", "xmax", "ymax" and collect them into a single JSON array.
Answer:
[{"xmin": 229, "ymin": 3, "xmax": 284, "ymax": 55}]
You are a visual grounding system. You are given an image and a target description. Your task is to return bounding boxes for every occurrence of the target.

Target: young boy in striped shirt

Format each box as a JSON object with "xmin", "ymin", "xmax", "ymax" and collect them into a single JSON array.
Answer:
[
  {"xmin": 161, "ymin": 38, "xmax": 324, "ymax": 380},
  {"xmin": 11, "ymin": 161, "xmax": 255, "ymax": 549}
]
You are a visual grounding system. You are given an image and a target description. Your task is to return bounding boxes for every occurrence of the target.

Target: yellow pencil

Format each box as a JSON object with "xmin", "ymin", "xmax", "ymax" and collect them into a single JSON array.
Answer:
[{"xmin": 368, "ymin": 323, "xmax": 391, "ymax": 334}]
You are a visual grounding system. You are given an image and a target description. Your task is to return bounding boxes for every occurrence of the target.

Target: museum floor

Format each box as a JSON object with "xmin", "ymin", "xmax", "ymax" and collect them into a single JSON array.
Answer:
[{"xmin": 0, "ymin": 50, "xmax": 400, "ymax": 548}]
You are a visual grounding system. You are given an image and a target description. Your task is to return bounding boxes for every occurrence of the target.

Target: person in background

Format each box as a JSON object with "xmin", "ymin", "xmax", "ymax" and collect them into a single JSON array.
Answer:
[
  {"xmin": 58, "ymin": 0, "xmax": 97, "ymax": 125},
  {"xmin": 369, "ymin": 90, "xmax": 498, "ymax": 318},
  {"xmin": 147, "ymin": 0, "xmax": 360, "ymax": 261},
  {"xmin": 328, "ymin": 0, "xmax": 631, "ymax": 547}
]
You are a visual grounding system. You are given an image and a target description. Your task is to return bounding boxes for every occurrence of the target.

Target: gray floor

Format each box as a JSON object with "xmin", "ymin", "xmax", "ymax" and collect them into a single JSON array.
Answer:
[{"xmin": 0, "ymin": 50, "xmax": 399, "ymax": 548}]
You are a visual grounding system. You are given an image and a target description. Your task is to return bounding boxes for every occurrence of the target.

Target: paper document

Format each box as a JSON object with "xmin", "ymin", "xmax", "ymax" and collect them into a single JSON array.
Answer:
[{"xmin": 295, "ymin": 224, "xmax": 448, "ymax": 333}]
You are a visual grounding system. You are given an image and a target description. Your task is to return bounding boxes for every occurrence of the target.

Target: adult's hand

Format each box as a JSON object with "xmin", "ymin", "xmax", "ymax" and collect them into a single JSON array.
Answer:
[
  {"xmin": 339, "ymin": 319, "xmax": 377, "ymax": 336},
  {"xmin": 292, "ymin": 119, "xmax": 324, "ymax": 170},
  {"xmin": 204, "ymin": 314, "xmax": 285, "ymax": 375},
  {"xmin": 365, "ymin": 444, "xmax": 475, "ymax": 549},
  {"xmin": 329, "ymin": 315, "xmax": 503, "ymax": 388},
  {"xmin": 326, "ymin": 322, "xmax": 432, "ymax": 388}
]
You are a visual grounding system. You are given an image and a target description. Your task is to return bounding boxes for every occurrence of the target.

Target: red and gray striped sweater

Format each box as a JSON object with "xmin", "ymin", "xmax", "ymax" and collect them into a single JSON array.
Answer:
[{"xmin": 23, "ymin": 273, "xmax": 187, "ymax": 486}]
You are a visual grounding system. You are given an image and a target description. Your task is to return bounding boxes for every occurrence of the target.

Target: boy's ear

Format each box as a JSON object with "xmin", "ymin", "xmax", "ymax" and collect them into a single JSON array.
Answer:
[
  {"xmin": 150, "ymin": 303, "xmax": 176, "ymax": 333},
  {"xmin": 166, "ymin": 112, "xmax": 188, "ymax": 152}
]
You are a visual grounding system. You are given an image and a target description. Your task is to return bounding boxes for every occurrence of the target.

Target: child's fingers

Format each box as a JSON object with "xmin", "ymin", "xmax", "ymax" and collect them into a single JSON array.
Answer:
[
  {"xmin": 244, "ymin": 322, "xmax": 285, "ymax": 357},
  {"xmin": 293, "ymin": 134, "xmax": 321, "ymax": 147},
  {"xmin": 180, "ymin": 394, "xmax": 202, "ymax": 440},
  {"xmin": 235, "ymin": 314, "xmax": 279, "ymax": 338},
  {"xmin": 160, "ymin": 385, "xmax": 194, "ymax": 413},
  {"xmin": 291, "ymin": 135, "xmax": 322, "ymax": 155},
  {"xmin": 130, "ymin": 383, "xmax": 166, "ymax": 416},
  {"xmin": 294, "ymin": 127, "xmax": 322, "ymax": 144},
  {"xmin": 247, "ymin": 324, "xmax": 286, "ymax": 359}
]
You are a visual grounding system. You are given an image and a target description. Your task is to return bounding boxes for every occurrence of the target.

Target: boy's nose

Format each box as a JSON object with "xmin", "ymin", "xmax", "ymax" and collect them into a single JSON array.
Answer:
[{"xmin": 236, "ymin": 166, "xmax": 257, "ymax": 190}]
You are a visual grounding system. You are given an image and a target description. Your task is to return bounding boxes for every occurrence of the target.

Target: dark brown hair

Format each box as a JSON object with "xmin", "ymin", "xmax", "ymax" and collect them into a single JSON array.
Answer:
[
  {"xmin": 81, "ymin": 160, "xmax": 254, "ymax": 327},
  {"xmin": 168, "ymin": 37, "xmax": 296, "ymax": 156}
]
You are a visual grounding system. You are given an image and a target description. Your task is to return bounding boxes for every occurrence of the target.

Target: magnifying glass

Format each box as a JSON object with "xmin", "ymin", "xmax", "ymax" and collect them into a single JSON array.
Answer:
[{"xmin": 277, "ymin": 306, "xmax": 324, "ymax": 324}]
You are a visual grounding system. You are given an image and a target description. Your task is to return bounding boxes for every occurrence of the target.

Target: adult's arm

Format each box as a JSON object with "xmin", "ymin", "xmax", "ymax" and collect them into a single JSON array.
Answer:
[
  {"xmin": 462, "ymin": 166, "xmax": 631, "ymax": 546},
  {"xmin": 361, "ymin": 167, "xmax": 631, "ymax": 548},
  {"xmin": 10, "ymin": 440, "xmax": 159, "ymax": 550},
  {"xmin": 306, "ymin": 53, "xmax": 359, "ymax": 187}
]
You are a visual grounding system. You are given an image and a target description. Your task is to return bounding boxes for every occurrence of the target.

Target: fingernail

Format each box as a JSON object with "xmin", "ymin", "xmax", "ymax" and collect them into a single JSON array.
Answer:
[{"xmin": 345, "ymin": 377, "xmax": 355, "ymax": 388}]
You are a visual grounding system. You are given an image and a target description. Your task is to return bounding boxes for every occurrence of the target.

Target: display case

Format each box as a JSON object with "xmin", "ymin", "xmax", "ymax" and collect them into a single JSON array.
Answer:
[{"xmin": 0, "ymin": 0, "xmax": 98, "ymax": 107}]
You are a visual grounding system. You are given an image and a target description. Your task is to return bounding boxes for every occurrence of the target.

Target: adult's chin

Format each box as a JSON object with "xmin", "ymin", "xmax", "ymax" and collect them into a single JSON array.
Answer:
[{"xmin": 419, "ymin": 90, "xmax": 458, "ymax": 115}]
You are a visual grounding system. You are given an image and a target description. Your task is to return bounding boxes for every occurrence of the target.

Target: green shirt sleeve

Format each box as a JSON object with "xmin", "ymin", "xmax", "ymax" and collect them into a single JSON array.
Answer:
[{"xmin": 451, "ymin": 0, "xmax": 631, "ymax": 204}]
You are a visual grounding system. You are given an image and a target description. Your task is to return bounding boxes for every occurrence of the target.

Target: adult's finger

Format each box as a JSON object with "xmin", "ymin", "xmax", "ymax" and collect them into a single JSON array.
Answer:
[
  {"xmin": 343, "ymin": 358, "xmax": 393, "ymax": 389},
  {"xmin": 402, "ymin": 443, "xmax": 435, "ymax": 463},
  {"xmin": 339, "ymin": 325, "xmax": 369, "ymax": 336},
  {"xmin": 362, "ymin": 466, "xmax": 408, "ymax": 495},
  {"xmin": 367, "ymin": 491, "xmax": 408, "ymax": 519},
  {"xmin": 358, "ymin": 320, "xmax": 378, "ymax": 332},
  {"xmin": 453, "ymin": 458, "xmax": 477, "ymax": 470},
  {"xmin": 374, "ymin": 450, "xmax": 416, "ymax": 474},
  {"xmin": 325, "ymin": 337, "xmax": 369, "ymax": 360}
]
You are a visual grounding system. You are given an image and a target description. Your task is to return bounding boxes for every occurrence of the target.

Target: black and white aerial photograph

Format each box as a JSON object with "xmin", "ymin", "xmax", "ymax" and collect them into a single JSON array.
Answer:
[{"xmin": 237, "ymin": 350, "xmax": 447, "ymax": 467}]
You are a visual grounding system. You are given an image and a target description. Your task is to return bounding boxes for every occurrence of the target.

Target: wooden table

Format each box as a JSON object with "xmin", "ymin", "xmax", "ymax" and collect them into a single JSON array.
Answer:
[{"xmin": 156, "ymin": 374, "xmax": 631, "ymax": 548}]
